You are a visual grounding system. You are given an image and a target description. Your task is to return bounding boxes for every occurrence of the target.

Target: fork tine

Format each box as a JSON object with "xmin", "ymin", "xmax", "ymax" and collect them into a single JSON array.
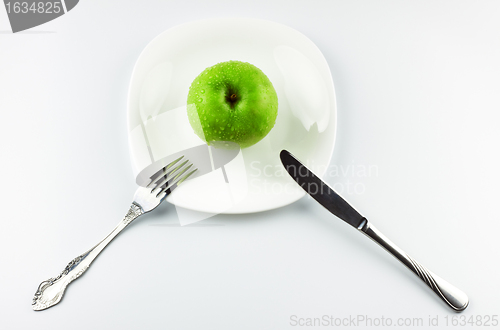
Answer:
[
  {"xmin": 176, "ymin": 168, "xmax": 198, "ymax": 185},
  {"xmin": 150, "ymin": 160, "xmax": 190, "ymax": 191},
  {"xmin": 147, "ymin": 156, "xmax": 184, "ymax": 187},
  {"xmin": 154, "ymin": 163, "xmax": 192, "ymax": 193},
  {"xmin": 156, "ymin": 168, "xmax": 198, "ymax": 197},
  {"xmin": 147, "ymin": 156, "xmax": 185, "ymax": 188}
]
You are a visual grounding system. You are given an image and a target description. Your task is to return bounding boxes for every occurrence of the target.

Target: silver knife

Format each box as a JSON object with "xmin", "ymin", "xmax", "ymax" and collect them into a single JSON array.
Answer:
[{"xmin": 280, "ymin": 149, "xmax": 469, "ymax": 311}]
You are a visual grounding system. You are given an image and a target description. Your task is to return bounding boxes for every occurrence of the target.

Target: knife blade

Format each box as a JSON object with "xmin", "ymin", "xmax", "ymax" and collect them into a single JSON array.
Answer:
[
  {"xmin": 280, "ymin": 149, "xmax": 366, "ymax": 230},
  {"xmin": 280, "ymin": 149, "xmax": 469, "ymax": 312}
]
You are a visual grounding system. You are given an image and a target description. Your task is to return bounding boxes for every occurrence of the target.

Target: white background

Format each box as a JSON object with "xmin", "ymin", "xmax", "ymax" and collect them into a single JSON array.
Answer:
[{"xmin": 1, "ymin": 1, "xmax": 499, "ymax": 329}]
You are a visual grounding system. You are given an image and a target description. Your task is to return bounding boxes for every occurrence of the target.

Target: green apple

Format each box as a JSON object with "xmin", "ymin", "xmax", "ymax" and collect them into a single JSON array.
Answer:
[{"xmin": 187, "ymin": 60, "xmax": 278, "ymax": 148}]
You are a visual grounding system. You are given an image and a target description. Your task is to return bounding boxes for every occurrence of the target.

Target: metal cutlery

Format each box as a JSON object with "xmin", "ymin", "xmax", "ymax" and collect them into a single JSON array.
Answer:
[
  {"xmin": 32, "ymin": 156, "xmax": 197, "ymax": 311},
  {"xmin": 280, "ymin": 149, "xmax": 468, "ymax": 311}
]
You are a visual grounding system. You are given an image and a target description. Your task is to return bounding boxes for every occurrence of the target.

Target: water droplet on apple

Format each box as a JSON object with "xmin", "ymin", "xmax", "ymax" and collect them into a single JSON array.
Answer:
[
  {"xmin": 198, "ymin": 98, "xmax": 203, "ymax": 103},
  {"xmin": 208, "ymin": 82, "xmax": 211, "ymax": 85},
  {"xmin": 201, "ymin": 89, "xmax": 205, "ymax": 93}
]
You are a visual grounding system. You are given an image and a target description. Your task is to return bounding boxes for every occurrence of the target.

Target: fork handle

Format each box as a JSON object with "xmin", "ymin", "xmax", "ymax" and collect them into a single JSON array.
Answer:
[{"xmin": 32, "ymin": 203, "xmax": 144, "ymax": 311}]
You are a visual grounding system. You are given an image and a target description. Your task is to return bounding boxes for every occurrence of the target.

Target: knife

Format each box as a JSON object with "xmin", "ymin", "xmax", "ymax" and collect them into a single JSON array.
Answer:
[{"xmin": 280, "ymin": 149, "xmax": 469, "ymax": 311}]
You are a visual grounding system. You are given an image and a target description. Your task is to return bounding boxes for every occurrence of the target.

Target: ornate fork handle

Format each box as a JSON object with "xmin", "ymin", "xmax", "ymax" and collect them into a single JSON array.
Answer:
[
  {"xmin": 32, "ymin": 203, "xmax": 144, "ymax": 311},
  {"xmin": 359, "ymin": 220, "xmax": 469, "ymax": 311}
]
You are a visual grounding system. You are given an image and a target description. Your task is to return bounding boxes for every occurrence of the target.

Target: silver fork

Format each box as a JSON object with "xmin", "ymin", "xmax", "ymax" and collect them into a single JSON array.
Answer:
[{"xmin": 32, "ymin": 156, "xmax": 197, "ymax": 311}]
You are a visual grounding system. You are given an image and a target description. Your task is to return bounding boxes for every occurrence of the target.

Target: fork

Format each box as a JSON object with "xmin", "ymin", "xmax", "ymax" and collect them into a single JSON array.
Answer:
[{"xmin": 32, "ymin": 156, "xmax": 197, "ymax": 311}]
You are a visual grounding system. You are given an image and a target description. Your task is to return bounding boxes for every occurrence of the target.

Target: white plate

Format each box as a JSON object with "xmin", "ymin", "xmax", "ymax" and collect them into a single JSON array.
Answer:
[{"xmin": 127, "ymin": 18, "xmax": 336, "ymax": 215}]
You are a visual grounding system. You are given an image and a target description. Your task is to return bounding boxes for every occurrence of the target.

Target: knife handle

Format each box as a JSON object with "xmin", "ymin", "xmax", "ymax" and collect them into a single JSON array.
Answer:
[
  {"xmin": 359, "ymin": 220, "xmax": 469, "ymax": 311},
  {"xmin": 32, "ymin": 204, "xmax": 144, "ymax": 311}
]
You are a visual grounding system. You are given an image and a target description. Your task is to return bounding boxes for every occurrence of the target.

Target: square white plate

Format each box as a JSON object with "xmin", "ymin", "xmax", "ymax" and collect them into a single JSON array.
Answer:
[{"xmin": 127, "ymin": 18, "xmax": 337, "ymax": 214}]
